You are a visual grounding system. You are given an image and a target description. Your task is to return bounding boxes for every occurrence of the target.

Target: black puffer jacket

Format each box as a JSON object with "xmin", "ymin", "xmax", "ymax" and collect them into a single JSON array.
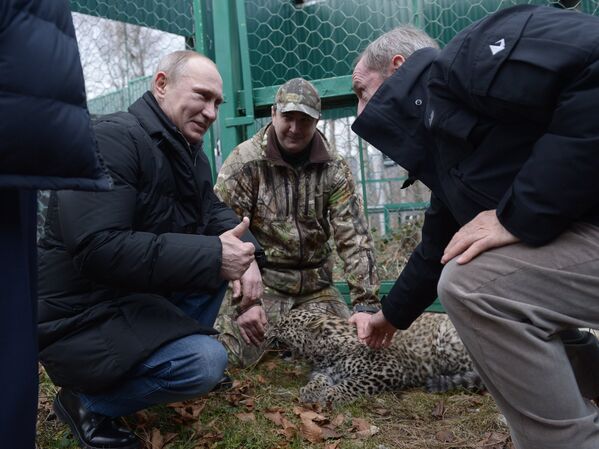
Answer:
[
  {"xmin": 353, "ymin": 5, "xmax": 599, "ymax": 330},
  {"xmin": 38, "ymin": 92, "xmax": 261, "ymax": 393},
  {"xmin": 0, "ymin": 0, "xmax": 110, "ymax": 191}
]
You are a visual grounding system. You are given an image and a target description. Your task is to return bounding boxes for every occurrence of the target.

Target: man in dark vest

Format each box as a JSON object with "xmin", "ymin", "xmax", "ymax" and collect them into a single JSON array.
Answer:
[
  {"xmin": 351, "ymin": 5, "xmax": 599, "ymax": 449},
  {"xmin": 38, "ymin": 51, "xmax": 264, "ymax": 449}
]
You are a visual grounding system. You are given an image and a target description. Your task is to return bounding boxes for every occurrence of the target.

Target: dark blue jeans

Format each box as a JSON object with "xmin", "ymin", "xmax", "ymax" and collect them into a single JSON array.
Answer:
[
  {"xmin": 80, "ymin": 284, "xmax": 228, "ymax": 418},
  {"xmin": 0, "ymin": 189, "xmax": 38, "ymax": 449}
]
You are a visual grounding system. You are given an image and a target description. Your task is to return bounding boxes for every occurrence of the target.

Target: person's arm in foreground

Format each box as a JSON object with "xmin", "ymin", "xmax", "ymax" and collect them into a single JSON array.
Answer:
[{"xmin": 362, "ymin": 194, "xmax": 458, "ymax": 348}]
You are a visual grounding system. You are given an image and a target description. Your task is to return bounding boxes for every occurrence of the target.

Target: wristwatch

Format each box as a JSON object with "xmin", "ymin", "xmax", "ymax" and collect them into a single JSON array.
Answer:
[{"xmin": 352, "ymin": 304, "xmax": 381, "ymax": 314}]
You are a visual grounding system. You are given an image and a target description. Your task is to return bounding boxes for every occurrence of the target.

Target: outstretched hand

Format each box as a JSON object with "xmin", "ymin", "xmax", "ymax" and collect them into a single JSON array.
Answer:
[
  {"xmin": 441, "ymin": 210, "xmax": 519, "ymax": 265},
  {"xmin": 359, "ymin": 311, "xmax": 397, "ymax": 349},
  {"xmin": 219, "ymin": 217, "xmax": 256, "ymax": 280},
  {"xmin": 348, "ymin": 312, "xmax": 373, "ymax": 341}
]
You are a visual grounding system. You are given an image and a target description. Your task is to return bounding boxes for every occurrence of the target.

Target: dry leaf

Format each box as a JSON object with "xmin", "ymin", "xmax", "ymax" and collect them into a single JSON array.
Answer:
[
  {"xmin": 325, "ymin": 441, "xmax": 341, "ymax": 449},
  {"xmin": 263, "ymin": 360, "xmax": 279, "ymax": 371},
  {"xmin": 354, "ymin": 425, "xmax": 379, "ymax": 439},
  {"xmin": 281, "ymin": 416, "xmax": 297, "ymax": 431},
  {"xmin": 321, "ymin": 426, "xmax": 342, "ymax": 440},
  {"xmin": 475, "ymin": 431, "xmax": 510, "ymax": 448},
  {"xmin": 299, "ymin": 410, "xmax": 327, "ymax": 423},
  {"xmin": 330, "ymin": 413, "xmax": 345, "ymax": 427},
  {"xmin": 300, "ymin": 418, "xmax": 324, "ymax": 443},
  {"xmin": 351, "ymin": 417, "xmax": 371, "ymax": 432},
  {"xmin": 435, "ymin": 429, "xmax": 455, "ymax": 443},
  {"xmin": 234, "ymin": 412, "xmax": 256, "ymax": 422},
  {"xmin": 240, "ymin": 398, "xmax": 255, "ymax": 410},
  {"xmin": 264, "ymin": 411, "xmax": 284, "ymax": 426},
  {"xmin": 373, "ymin": 407, "xmax": 391, "ymax": 416},
  {"xmin": 254, "ymin": 374, "xmax": 267, "ymax": 384},
  {"xmin": 432, "ymin": 399, "xmax": 446, "ymax": 419},
  {"xmin": 150, "ymin": 428, "xmax": 176, "ymax": 449}
]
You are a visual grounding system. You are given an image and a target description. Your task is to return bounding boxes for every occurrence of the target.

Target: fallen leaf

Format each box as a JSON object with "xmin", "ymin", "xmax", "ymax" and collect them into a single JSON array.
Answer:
[
  {"xmin": 350, "ymin": 417, "xmax": 371, "ymax": 432},
  {"xmin": 299, "ymin": 410, "xmax": 328, "ymax": 423},
  {"xmin": 149, "ymin": 428, "xmax": 176, "ymax": 449},
  {"xmin": 300, "ymin": 418, "xmax": 323, "ymax": 443},
  {"xmin": 475, "ymin": 431, "xmax": 510, "ymax": 448},
  {"xmin": 264, "ymin": 411, "xmax": 284, "ymax": 426},
  {"xmin": 263, "ymin": 360, "xmax": 279, "ymax": 371},
  {"xmin": 330, "ymin": 413, "xmax": 345, "ymax": 427},
  {"xmin": 254, "ymin": 374, "xmax": 267, "ymax": 384},
  {"xmin": 234, "ymin": 412, "xmax": 256, "ymax": 422},
  {"xmin": 432, "ymin": 399, "xmax": 446, "ymax": 419},
  {"xmin": 435, "ymin": 429, "xmax": 455, "ymax": 443},
  {"xmin": 354, "ymin": 425, "xmax": 379, "ymax": 439},
  {"xmin": 373, "ymin": 407, "xmax": 391, "ymax": 416},
  {"xmin": 240, "ymin": 398, "xmax": 255, "ymax": 410}
]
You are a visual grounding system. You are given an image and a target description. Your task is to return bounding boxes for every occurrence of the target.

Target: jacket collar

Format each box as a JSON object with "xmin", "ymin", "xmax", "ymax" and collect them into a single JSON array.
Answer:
[
  {"xmin": 264, "ymin": 124, "xmax": 333, "ymax": 166},
  {"xmin": 351, "ymin": 47, "xmax": 439, "ymax": 189}
]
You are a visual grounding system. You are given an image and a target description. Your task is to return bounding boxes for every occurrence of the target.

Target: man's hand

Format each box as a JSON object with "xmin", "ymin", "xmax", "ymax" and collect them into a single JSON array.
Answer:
[
  {"xmin": 441, "ymin": 210, "xmax": 519, "ymax": 265},
  {"xmin": 348, "ymin": 312, "xmax": 374, "ymax": 341},
  {"xmin": 361, "ymin": 311, "xmax": 397, "ymax": 349},
  {"xmin": 219, "ymin": 217, "xmax": 256, "ymax": 280},
  {"xmin": 233, "ymin": 260, "xmax": 263, "ymax": 306},
  {"xmin": 236, "ymin": 305, "xmax": 268, "ymax": 346}
]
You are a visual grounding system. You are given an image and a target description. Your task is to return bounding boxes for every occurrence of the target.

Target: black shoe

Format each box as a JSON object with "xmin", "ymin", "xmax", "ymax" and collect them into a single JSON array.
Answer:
[
  {"xmin": 212, "ymin": 374, "xmax": 233, "ymax": 392},
  {"xmin": 53, "ymin": 389, "xmax": 139, "ymax": 449}
]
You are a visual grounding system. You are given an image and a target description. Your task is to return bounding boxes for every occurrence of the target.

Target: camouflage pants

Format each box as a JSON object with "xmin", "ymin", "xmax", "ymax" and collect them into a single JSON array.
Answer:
[{"xmin": 215, "ymin": 285, "xmax": 350, "ymax": 368}]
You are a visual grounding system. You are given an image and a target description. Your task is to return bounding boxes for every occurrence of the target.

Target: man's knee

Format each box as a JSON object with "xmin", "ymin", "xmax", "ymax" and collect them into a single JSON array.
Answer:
[
  {"xmin": 163, "ymin": 335, "xmax": 228, "ymax": 395},
  {"xmin": 437, "ymin": 258, "xmax": 487, "ymax": 314}
]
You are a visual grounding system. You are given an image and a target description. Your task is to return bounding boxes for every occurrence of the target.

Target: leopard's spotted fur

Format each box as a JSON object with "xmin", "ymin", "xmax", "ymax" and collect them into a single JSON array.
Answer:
[{"xmin": 267, "ymin": 310, "xmax": 481, "ymax": 404}]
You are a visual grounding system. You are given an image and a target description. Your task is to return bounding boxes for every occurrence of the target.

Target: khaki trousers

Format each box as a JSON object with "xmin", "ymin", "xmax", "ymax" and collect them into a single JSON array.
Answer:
[{"xmin": 438, "ymin": 223, "xmax": 599, "ymax": 449}]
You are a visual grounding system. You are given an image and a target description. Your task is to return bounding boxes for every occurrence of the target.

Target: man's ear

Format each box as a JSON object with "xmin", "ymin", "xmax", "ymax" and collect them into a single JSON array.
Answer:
[
  {"xmin": 390, "ymin": 54, "xmax": 406, "ymax": 71},
  {"xmin": 153, "ymin": 71, "xmax": 168, "ymax": 98}
]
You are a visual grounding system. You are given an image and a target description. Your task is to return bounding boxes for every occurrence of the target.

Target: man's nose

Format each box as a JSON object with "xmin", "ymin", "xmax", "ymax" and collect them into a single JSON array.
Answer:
[{"xmin": 203, "ymin": 103, "xmax": 218, "ymax": 121}]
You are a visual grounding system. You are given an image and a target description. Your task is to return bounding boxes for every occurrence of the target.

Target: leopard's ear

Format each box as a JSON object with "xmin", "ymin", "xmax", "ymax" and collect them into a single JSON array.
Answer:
[{"xmin": 305, "ymin": 315, "xmax": 326, "ymax": 331}]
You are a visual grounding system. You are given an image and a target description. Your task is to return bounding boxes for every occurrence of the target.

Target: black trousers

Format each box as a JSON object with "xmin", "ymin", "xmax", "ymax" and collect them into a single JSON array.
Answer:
[{"xmin": 0, "ymin": 189, "xmax": 38, "ymax": 449}]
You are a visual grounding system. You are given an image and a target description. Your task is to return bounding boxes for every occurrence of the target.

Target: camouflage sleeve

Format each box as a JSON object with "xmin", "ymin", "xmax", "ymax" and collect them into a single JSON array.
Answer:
[
  {"xmin": 214, "ymin": 147, "xmax": 256, "ymax": 221},
  {"xmin": 328, "ymin": 158, "xmax": 380, "ymax": 307}
]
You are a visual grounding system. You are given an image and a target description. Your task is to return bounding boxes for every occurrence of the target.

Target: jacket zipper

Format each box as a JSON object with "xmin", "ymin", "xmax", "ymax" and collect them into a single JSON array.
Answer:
[{"xmin": 292, "ymin": 170, "xmax": 305, "ymax": 293}]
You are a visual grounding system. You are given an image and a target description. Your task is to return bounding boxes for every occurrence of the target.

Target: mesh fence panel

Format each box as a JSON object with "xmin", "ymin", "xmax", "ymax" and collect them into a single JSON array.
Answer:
[{"xmin": 38, "ymin": 0, "xmax": 598, "ymax": 276}]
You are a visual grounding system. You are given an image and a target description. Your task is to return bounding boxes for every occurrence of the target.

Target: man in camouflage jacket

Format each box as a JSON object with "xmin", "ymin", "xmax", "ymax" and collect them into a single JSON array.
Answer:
[{"xmin": 215, "ymin": 78, "xmax": 380, "ymax": 366}]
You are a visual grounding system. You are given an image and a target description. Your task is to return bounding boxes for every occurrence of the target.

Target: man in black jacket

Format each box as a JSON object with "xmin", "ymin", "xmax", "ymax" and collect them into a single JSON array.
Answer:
[
  {"xmin": 38, "ymin": 51, "xmax": 264, "ymax": 449},
  {"xmin": 351, "ymin": 5, "xmax": 599, "ymax": 449}
]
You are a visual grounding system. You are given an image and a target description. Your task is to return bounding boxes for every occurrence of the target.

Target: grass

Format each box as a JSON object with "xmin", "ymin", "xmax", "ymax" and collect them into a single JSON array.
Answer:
[
  {"xmin": 37, "ymin": 352, "xmax": 512, "ymax": 449},
  {"xmin": 36, "ymin": 227, "xmax": 513, "ymax": 448}
]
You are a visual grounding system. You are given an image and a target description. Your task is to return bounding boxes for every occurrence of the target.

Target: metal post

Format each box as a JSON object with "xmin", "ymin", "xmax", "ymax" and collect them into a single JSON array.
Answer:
[
  {"xmin": 357, "ymin": 137, "xmax": 369, "ymax": 218},
  {"xmin": 192, "ymin": 0, "xmax": 217, "ymax": 180}
]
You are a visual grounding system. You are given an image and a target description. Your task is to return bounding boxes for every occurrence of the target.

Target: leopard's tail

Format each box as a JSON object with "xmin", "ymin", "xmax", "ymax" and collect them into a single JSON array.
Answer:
[{"xmin": 425, "ymin": 370, "xmax": 484, "ymax": 393}]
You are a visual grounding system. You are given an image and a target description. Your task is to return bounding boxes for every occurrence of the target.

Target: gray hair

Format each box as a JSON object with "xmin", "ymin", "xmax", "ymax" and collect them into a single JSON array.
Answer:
[
  {"xmin": 151, "ymin": 51, "xmax": 213, "ymax": 92},
  {"xmin": 358, "ymin": 26, "xmax": 439, "ymax": 75}
]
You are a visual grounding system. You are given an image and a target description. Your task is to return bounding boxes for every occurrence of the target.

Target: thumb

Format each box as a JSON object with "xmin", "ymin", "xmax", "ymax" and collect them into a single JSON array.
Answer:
[{"xmin": 230, "ymin": 216, "xmax": 250, "ymax": 239}]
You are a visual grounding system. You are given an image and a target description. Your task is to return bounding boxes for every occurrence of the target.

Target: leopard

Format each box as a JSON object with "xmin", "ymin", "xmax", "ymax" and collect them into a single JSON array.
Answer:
[{"xmin": 266, "ymin": 309, "xmax": 482, "ymax": 404}]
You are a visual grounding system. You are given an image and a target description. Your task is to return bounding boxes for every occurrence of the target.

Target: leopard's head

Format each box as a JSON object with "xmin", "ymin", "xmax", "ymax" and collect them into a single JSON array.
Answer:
[{"xmin": 265, "ymin": 309, "xmax": 328, "ymax": 357}]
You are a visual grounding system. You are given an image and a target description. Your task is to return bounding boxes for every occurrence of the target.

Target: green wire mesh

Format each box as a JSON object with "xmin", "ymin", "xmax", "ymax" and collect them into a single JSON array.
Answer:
[{"xmin": 49, "ymin": 0, "xmax": 597, "ymax": 256}]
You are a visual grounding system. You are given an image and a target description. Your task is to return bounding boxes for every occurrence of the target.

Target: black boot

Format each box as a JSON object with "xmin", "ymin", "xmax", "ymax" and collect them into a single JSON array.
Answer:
[
  {"xmin": 53, "ymin": 389, "xmax": 139, "ymax": 449},
  {"xmin": 561, "ymin": 329, "xmax": 599, "ymax": 400}
]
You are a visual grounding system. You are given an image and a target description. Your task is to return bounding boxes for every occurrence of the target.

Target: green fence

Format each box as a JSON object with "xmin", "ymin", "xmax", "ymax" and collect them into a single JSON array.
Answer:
[{"xmin": 66, "ymin": 0, "xmax": 598, "ymax": 287}]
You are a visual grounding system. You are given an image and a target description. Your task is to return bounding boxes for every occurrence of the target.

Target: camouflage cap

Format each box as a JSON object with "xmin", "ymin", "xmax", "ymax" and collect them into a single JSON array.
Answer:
[{"xmin": 275, "ymin": 78, "xmax": 321, "ymax": 119}]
